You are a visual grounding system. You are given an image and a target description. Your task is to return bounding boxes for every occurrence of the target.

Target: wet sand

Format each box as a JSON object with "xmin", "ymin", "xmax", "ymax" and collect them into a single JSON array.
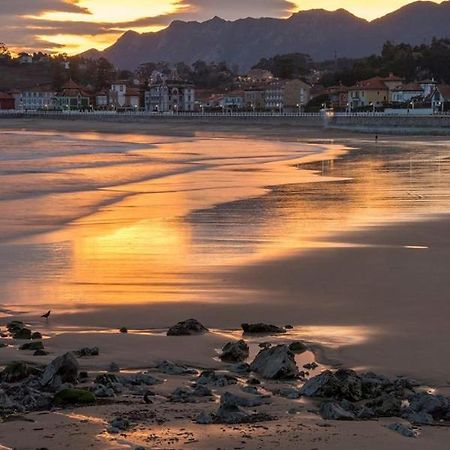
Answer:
[{"xmin": 0, "ymin": 118, "xmax": 449, "ymax": 449}]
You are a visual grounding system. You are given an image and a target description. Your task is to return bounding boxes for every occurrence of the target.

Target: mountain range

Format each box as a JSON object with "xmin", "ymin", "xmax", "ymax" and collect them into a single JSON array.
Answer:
[{"xmin": 83, "ymin": 1, "xmax": 450, "ymax": 71}]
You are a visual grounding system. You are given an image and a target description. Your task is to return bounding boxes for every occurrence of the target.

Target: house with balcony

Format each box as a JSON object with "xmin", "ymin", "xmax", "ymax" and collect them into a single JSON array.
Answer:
[
  {"xmin": 244, "ymin": 88, "xmax": 265, "ymax": 110},
  {"xmin": 348, "ymin": 74, "xmax": 404, "ymax": 109},
  {"xmin": 216, "ymin": 91, "xmax": 245, "ymax": 111},
  {"xmin": 54, "ymin": 79, "xmax": 91, "ymax": 111},
  {"xmin": 265, "ymin": 79, "xmax": 311, "ymax": 112},
  {"xmin": 145, "ymin": 80, "xmax": 195, "ymax": 113},
  {"xmin": 430, "ymin": 85, "xmax": 450, "ymax": 112},
  {"xmin": 19, "ymin": 84, "xmax": 56, "ymax": 110},
  {"xmin": 325, "ymin": 85, "xmax": 349, "ymax": 109},
  {"xmin": 391, "ymin": 83, "xmax": 424, "ymax": 104}
]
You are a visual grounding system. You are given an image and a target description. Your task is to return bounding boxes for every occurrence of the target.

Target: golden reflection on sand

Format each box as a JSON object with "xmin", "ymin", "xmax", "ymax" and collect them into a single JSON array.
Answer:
[{"xmin": 0, "ymin": 132, "xmax": 448, "ymax": 308}]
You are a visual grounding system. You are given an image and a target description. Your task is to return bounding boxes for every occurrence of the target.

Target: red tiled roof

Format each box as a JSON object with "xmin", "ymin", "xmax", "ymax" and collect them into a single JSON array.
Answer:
[
  {"xmin": 351, "ymin": 77, "xmax": 389, "ymax": 91},
  {"xmin": 0, "ymin": 92, "xmax": 13, "ymax": 100},
  {"xmin": 125, "ymin": 87, "xmax": 140, "ymax": 96},
  {"xmin": 437, "ymin": 85, "xmax": 450, "ymax": 101},
  {"xmin": 58, "ymin": 79, "xmax": 90, "ymax": 97},
  {"xmin": 392, "ymin": 83, "xmax": 422, "ymax": 92}
]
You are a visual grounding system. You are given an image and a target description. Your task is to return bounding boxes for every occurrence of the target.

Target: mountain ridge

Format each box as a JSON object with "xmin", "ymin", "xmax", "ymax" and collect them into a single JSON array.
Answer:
[{"xmin": 85, "ymin": 1, "xmax": 450, "ymax": 71}]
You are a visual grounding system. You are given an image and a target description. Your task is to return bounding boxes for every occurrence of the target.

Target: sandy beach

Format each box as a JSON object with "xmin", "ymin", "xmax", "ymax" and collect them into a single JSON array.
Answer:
[{"xmin": 0, "ymin": 118, "xmax": 449, "ymax": 449}]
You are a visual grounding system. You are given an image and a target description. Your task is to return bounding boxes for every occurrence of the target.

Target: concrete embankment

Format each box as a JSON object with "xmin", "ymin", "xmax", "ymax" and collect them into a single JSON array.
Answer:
[
  {"xmin": 327, "ymin": 114, "xmax": 450, "ymax": 135},
  {"xmin": 1, "ymin": 111, "xmax": 450, "ymax": 135}
]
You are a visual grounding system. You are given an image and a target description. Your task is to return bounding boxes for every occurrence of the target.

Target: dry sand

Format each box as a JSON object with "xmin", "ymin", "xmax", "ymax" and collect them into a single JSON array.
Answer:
[{"xmin": 0, "ymin": 118, "xmax": 449, "ymax": 449}]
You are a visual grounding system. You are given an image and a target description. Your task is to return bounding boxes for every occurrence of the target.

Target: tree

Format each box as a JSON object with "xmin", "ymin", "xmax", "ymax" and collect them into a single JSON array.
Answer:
[
  {"xmin": 96, "ymin": 58, "xmax": 116, "ymax": 89},
  {"xmin": 253, "ymin": 53, "xmax": 313, "ymax": 79},
  {"xmin": 0, "ymin": 43, "xmax": 11, "ymax": 61}
]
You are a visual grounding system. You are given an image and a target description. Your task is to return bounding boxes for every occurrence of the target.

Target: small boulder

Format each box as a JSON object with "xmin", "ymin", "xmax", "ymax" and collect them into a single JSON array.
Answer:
[
  {"xmin": 41, "ymin": 352, "xmax": 79, "ymax": 389},
  {"xmin": 20, "ymin": 341, "xmax": 44, "ymax": 351},
  {"xmin": 229, "ymin": 362, "xmax": 251, "ymax": 374},
  {"xmin": 167, "ymin": 319, "xmax": 208, "ymax": 336},
  {"xmin": 220, "ymin": 340, "xmax": 249, "ymax": 363},
  {"xmin": 250, "ymin": 345, "xmax": 298, "ymax": 380},
  {"xmin": 169, "ymin": 385, "xmax": 213, "ymax": 403},
  {"xmin": 241, "ymin": 323, "xmax": 286, "ymax": 334},
  {"xmin": 408, "ymin": 392, "xmax": 449, "ymax": 420},
  {"xmin": 12, "ymin": 328, "xmax": 32, "ymax": 340},
  {"xmin": 195, "ymin": 410, "xmax": 215, "ymax": 424},
  {"xmin": 155, "ymin": 360, "xmax": 197, "ymax": 375},
  {"xmin": 53, "ymin": 388, "xmax": 95, "ymax": 406},
  {"xmin": 31, "ymin": 332, "xmax": 43, "ymax": 340},
  {"xmin": 197, "ymin": 370, "xmax": 237, "ymax": 387},
  {"xmin": 300, "ymin": 369, "xmax": 362, "ymax": 401},
  {"xmin": 73, "ymin": 347, "xmax": 99, "ymax": 358},
  {"xmin": 220, "ymin": 391, "xmax": 267, "ymax": 408},
  {"xmin": 119, "ymin": 327, "xmax": 128, "ymax": 334},
  {"xmin": 387, "ymin": 423, "xmax": 419, "ymax": 438},
  {"xmin": 276, "ymin": 387, "xmax": 301, "ymax": 399},
  {"xmin": 215, "ymin": 392, "xmax": 272, "ymax": 424},
  {"xmin": 303, "ymin": 362, "xmax": 319, "ymax": 370},
  {"xmin": 1, "ymin": 361, "xmax": 38, "ymax": 383},
  {"xmin": 6, "ymin": 321, "xmax": 25, "ymax": 334},
  {"xmin": 108, "ymin": 417, "xmax": 130, "ymax": 432},
  {"xmin": 320, "ymin": 402, "xmax": 355, "ymax": 420},
  {"xmin": 289, "ymin": 341, "xmax": 308, "ymax": 354},
  {"xmin": 94, "ymin": 385, "xmax": 115, "ymax": 398}
]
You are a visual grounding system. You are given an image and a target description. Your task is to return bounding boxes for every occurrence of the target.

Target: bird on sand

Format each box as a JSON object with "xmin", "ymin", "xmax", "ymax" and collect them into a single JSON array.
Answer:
[{"xmin": 41, "ymin": 310, "xmax": 51, "ymax": 319}]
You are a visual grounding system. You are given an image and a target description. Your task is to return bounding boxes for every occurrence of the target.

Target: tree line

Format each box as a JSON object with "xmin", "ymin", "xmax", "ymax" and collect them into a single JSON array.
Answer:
[{"xmin": 1, "ymin": 38, "xmax": 450, "ymax": 93}]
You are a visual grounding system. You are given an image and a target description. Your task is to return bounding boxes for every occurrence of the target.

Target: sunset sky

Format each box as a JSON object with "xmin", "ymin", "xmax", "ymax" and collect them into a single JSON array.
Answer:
[{"xmin": 1, "ymin": 1, "xmax": 444, "ymax": 54}]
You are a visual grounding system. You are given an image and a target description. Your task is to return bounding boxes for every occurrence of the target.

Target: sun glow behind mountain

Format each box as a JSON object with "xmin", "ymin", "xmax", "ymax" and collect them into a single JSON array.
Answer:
[{"xmin": 3, "ymin": 0, "xmax": 446, "ymax": 54}]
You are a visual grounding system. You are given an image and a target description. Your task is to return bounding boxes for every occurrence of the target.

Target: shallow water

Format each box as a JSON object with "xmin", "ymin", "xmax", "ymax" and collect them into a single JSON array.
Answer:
[{"xmin": 0, "ymin": 129, "xmax": 449, "ymax": 312}]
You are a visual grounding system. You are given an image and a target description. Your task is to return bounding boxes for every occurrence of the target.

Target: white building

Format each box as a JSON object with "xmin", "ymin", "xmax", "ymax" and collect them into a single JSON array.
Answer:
[
  {"xmin": 391, "ymin": 83, "xmax": 424, "ymax": 103},
  {"xmin": 430, "ymin": 85, "xmax": 450, "ymax": 112},
  {"xmin": 19, "ymin": 84, "xmax": 56, "ymax": 110},
  {"xmin": 420, "ymin": 79, "xmax": 438, "ymax": 98},
  {"xmin": 109, "ymin": 82, "xmax": 141, "ymax": 110},
  {"xmin": 145, "ymin": 81, "xmax": 195, "ymax": 112},
  {"xmin": 217, "ymin": 91, "xmax": 245, "ymax": 110}
]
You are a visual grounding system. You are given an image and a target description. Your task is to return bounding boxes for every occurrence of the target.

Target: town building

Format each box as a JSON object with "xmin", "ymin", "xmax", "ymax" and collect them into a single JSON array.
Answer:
[
  {"xmin": 325, "ymin": 85, "xmax": 349, "ymax": 109},
  {"xmin": 54, "ymin": 79, "xmax": 91, "ymax": 111},
  {"xmin": 348, "ymin": 77, "xmax": 388, "ymax": 109},
  {"xmin": 244, "ymin": 88, "xmax": 265, "ymax": 110},
  {"xmin": 95, "ymin": 89, "xmax": 110, "ymax": 110},
  {"xmin": 391, "ymin": 83, "xmax": 424, "ymax": 104},
  {"xmin": 145, "ymin": 80, "xmax": 195, "ymax": 113},
  {"xmin": 430, "ymin": 85, "xmax": 450, "ymax": 112},
  {"xmin": 19, "ymin": 84, "xmax": 56, "ymax": 110},
  {"xmin": 420, "ymin": 79, "xmax": 439, "ymax": 98},
  {"xmin": 0, "ymin": 92, "xmax": 15, "ymax": 110},
  {"xmin": 265, "ymin": 79, "xmax": 311, "ymax": 112},
  {"xmin": 216, "ymin": 91, "xmax": 245, "ymax": 111}
]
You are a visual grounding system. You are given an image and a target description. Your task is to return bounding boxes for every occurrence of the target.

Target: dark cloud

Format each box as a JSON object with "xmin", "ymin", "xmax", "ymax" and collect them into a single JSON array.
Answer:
[
  {"xmin": 0, "ymin": 0, "xmax": 298, "ymax": 52},
  {"xmin": 0, "ymin": 0, "xmax": 89, "ymax": 15},
  {"xmin": 183, "ymin": 0, "xmax": 297, "ymax": 19}
]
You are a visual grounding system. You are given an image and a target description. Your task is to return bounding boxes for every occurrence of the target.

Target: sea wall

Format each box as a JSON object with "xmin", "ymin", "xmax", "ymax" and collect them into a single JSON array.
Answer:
[
  {"xmin": 1, "ymin": 111, "xmax": 450, "ymax": 135},
  {"xmin": 327, "ymin": 114, "xmax": 450, "ymax": 135}
]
